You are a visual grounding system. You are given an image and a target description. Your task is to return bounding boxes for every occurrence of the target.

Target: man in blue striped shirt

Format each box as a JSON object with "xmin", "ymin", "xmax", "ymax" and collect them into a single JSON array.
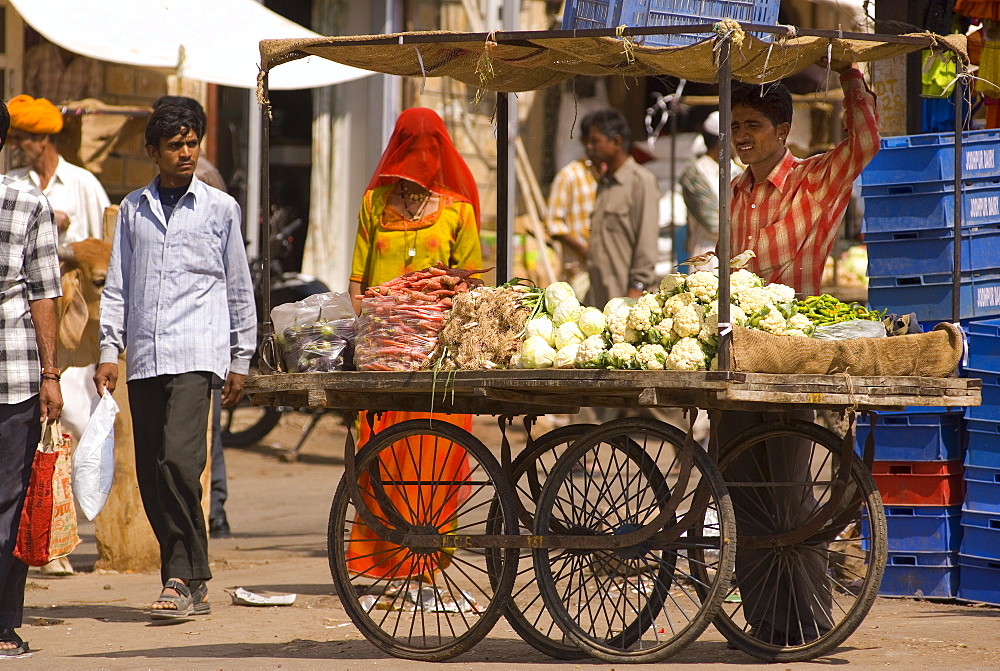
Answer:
[{"xmin": 95, "ymin": 104, "xmax": 256, "ymax": 620}]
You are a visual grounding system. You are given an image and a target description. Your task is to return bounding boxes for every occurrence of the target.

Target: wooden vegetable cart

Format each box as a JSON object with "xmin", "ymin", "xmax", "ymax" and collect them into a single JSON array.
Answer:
[{"xmin": 247, "ymin": 21, "xmax": 978, "ymax": 664}]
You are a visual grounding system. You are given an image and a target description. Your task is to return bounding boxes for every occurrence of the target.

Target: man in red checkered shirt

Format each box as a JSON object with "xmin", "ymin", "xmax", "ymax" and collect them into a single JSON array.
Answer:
[
  {"xmin": 730, "ymin": 59, "xmax": 879, "ymax": 296},
  {"xmin": 717, "ymin": 58, "xmax": 880, "ymax": 649}
]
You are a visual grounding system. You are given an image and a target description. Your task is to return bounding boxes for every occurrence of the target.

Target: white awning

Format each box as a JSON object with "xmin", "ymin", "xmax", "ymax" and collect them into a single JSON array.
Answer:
[{"xmin": 12, "ymin": 0, "xmax": 373, "ymax": 90}]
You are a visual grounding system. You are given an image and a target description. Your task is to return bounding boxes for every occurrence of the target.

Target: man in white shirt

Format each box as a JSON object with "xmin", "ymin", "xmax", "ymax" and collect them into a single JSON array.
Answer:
[
  {"xmin": 7, "ymin": 95, "xmax": 111, "ymax": 576},
  {"xmin": 7, "ymin": 95, "xmax": 110, "ymax": 245}
]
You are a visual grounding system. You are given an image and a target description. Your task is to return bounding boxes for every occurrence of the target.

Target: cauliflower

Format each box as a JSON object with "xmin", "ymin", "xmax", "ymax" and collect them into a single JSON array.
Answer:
[
  {"xmin": 543, "ymin": 282, "xmax": 577, "ymax": 314},
  {"xmin": 608, "ymin": 342, "xmax": 639, "ymax": 369},
  {"xmin": 658, "ymin": 273, "xmax": 686, "ymax": 297},
  {"xmin": 636, "ymin": 292, "xmax": 664, "ymax": 311},
  {"xmin": 518, "ymin": 335, "xmax": 558, "ymax": 369},
  {"xmin": 637, "ymin": 343, "xmax": 668, "ymax": 370},
  {"xmin": 785, "ymin": 329, "xmax": 809, "ymax": 337},
  {"xmin": 699, "ymin": 303, "xmax": 747, "ymax": 341},
  {"xmin": 524, "ymin": 316, "xmax": 556, "ymax": 347},
  {"xmin": 554, "ymin": 322, "xmax": 586, "ymax": 349},
  {"xmin": 627, "ymin": 299, "xmax": 664, "ymax": 332},
  {"xmin": 765, "ymin": 282, "xmax": 796, "ymax": 304},
  {"xmin": 666, "ymin": 337, "xmax": 707, "ymax": 371},
  {"xmin": 730, "ymin": 269, "xmax": 763, "ymax": 295},
  {"xmin": 608, "ymin": 304, "xmax": 640, "ymax": 344},
  {"xmin": 788, "ymin": 312, "xmax": 814, "ymax": 333},
  {"xmin": 604, "ymin": 296, "xmax": 636, "ymax": 317},
  {"xmin": 508, "ymin": 351, "xmax": 522, "ymax": 369},
  {"xmin": 757, "ymin": 309, "xmax": 788, "ymax": 335},
  {"xmin": 577, "ymin": 307, "xmax": 608, "ymax": 337},
  {"xmin": 552, "ymin": 300, "xmax": 584, "ymax": 327},
  {"xmin": 553, "ymin": 344, "xmax": 580, "ymax": 369},
  {"xmin": 672, "ymin": 303, "xmax": 705, "ymax": 338},
  {"xmin": 575, "ymin": 335, "xmax": 609, "ymax": 368},
  {"xmin": 649, "ymin": 318, "xmax": 676, "ymax": 347},
  {"xmin": 684, "ymin": 271, "xmax": 720, "ymax": 303},
  {"xmin": 663, "ymin": 291, "xmax": 696, "ymax": 316},
  {"xmin": 735, "ymin": 286, "xmax": 775, "ymax": 314}
]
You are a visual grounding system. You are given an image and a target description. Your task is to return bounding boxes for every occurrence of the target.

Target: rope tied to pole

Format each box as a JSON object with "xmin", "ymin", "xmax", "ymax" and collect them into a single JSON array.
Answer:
[{"xmin": 474, "ymin": 31, "xmax": 498, "ymax": 104}]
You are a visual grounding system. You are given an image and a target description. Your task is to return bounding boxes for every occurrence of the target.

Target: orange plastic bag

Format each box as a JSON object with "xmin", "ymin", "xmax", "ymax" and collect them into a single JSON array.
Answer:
[{"xmin": 15, "ymin": 422, "xmax": 80, "ymax": 567}]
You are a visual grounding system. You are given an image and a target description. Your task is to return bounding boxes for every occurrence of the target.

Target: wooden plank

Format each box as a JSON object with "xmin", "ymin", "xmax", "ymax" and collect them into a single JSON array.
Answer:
[
  {"xmin": 477, "ymin": 387, "xmax": 632, "ymax": 408},
  {"xmin": 723, "ymin": 388, "xmax": 980, "ymax": 409}
]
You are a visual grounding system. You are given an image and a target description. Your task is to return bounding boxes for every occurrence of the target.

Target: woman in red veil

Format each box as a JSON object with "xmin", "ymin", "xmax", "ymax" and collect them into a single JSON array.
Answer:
[{"xmin": 346, "ymin": 108, "xmax": 481, "ymax": 580}]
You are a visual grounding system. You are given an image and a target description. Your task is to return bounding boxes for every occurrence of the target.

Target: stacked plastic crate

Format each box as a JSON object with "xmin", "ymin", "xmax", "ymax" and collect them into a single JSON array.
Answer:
[
  {"xmin": 856, "ymin": 412, "xmax": 965, "ymax": 598},
  {"xmin": 958, "ymin": 318, "xmax": 1000, "ymax": 605},
  {"xmin": 856, "ymin": 131, "xmax": 1000, "ymax": 598}
]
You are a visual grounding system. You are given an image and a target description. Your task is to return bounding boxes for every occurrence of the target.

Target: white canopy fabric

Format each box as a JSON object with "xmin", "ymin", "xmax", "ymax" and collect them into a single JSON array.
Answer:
[{"xmin": 13, "ymin": 0, "xmax": 372, "ymax": 90}]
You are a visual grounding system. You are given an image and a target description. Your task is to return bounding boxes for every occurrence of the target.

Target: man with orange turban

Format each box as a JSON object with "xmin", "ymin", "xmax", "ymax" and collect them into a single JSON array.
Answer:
[
  {"xmin": 7, "ymin": 95, "xmax": 110, "ymax": 578},
  {"xmin": 7, "ymin": 94, "xmax": 109, "ymax": 246}
]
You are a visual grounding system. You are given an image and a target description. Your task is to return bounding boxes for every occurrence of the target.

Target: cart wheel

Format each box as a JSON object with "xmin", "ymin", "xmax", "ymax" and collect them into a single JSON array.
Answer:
[
  {"xmin": 486, "ymin": 424, "xmax": 595, "ymax": 660},
  {"xmin": 709, "ymin": 420, "xmax": 887, "ymax": 662},
  {"xmin": 532, "ymin": 418, "xmax": 737, "ymax": 663},
  {"xmin": 327, "ymin": 420, "xmax": 518, "ymax": 661},
  {"xmin": 220, "ymin": 397, "xmax": 282, "ymax": 447}
]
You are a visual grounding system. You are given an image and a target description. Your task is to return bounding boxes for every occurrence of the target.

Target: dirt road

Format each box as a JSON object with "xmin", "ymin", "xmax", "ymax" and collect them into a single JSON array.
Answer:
[{"xmin": 19, "ymin": 412, "xmax": 1000, "ymax": 669}]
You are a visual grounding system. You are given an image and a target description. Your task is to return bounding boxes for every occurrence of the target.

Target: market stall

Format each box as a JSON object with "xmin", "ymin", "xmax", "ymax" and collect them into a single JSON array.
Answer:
[{"xmin": 245, "ymin": 20, "xmax": 979, "ymax": 665}]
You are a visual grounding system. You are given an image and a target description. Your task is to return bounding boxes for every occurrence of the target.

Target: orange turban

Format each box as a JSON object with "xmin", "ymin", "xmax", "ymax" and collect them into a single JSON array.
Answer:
[{"xmin": 7, "ymin": 94, "xmax": 64, "ymax": 134}]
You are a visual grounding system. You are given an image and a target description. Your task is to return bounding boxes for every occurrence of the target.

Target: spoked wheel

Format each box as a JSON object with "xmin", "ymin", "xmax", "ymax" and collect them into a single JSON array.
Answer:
[
  {"xmin": 532, "ymin": 418, "xmax": 736, "ymax": 663},
  {"xmin": 710, "ymin": 419, "xmax": 887, "ymax": 662},
  {"xmin": 328, "ymin": 420, "xmax": 518, "ymax": 661},
  {"xmin": 486, "ymin": 424, "xmax": 595, "ymax": 660},
  {"xmin": 220, "ymin": 396, "xmax": 282, "ymax": 447}
]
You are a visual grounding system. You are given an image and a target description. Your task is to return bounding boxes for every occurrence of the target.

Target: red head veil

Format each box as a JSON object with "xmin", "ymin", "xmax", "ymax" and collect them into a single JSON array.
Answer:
[{"xmin": 366, "ymin": 108, "xmax": 481, "ymax": 227}]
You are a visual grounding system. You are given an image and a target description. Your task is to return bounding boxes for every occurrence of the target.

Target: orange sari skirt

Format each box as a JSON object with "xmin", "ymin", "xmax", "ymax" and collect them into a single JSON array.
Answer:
[{"xmin": 345, "ymin": 411, "xmax": 472, "ymax": 579}]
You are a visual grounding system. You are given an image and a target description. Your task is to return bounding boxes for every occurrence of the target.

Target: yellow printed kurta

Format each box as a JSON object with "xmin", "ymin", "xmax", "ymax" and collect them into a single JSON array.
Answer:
[{"xmin": 350, "ymin": 184, "xmax": 482, "ymax": 287}]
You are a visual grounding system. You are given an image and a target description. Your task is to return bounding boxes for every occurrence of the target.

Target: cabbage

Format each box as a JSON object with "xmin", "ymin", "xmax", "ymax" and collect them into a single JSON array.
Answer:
[
  {"xmin": 577, "ymin": 307, "xmax": 607, "ymax": 337},
  {"xmin": 603, "ymin": 296, "xmax": 636, "ymax": 317},
  {"xmin": 554, "ymin": 322, "xmax": 586, "ymax": 349},
  {"xmin": 524, "ymin": 316, "xmax": 556, "ymax": 346},
  {"xmin": 553, "ymin": 344, "xmax": 580, "ymax": 369},
  {"xmin": 543, "ymin": 281, "xmax": 577, "ymax": 314},
  {"xmin": 551, "ymin": 300, "xmax": 584, "ymax": 327},
  {"xmin": 519, "ymin": 335, "xmax": 557, "ymax": 369}
]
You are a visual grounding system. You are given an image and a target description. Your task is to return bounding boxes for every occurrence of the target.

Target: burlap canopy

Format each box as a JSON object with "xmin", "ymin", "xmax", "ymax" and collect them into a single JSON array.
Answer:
[{"xmin": 259, "ymin": 27, "xmax": 967, "ymax": 94}]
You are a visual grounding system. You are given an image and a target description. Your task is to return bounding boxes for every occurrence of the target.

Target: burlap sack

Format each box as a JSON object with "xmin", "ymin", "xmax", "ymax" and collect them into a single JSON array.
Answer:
[{"xmin": 730, "ymin": 322, "xmax": 963, "ymax": 377}]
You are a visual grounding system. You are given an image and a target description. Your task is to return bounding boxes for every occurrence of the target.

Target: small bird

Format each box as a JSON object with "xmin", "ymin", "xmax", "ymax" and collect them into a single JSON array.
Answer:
[
  {"xmin": 730, "ymin": 249, "xmax": 757, "ymax": 270},
  {"xmin": 677, "ymin": 251, "xmax": 717, "ymax": 270}
]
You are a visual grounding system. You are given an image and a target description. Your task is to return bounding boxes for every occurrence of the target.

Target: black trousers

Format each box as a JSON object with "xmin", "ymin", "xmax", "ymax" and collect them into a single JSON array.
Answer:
[
  {"xmin": 128, "ymin": 373, "xmax": 213, "ymax": 587},
  {"xmin": 713, "ymin": 409, "xmax": 833, "ymax": 638},
  {"xmin": 209, "ymin": 390, "xmax": 228, "ymax": 530},
  {"xmin": 0, "ymin": 396, "xmax": 41, "ymax": 628}
]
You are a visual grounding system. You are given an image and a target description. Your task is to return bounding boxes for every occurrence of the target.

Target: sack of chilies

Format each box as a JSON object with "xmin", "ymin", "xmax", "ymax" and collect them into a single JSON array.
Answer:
[{"xmin": 354, "ymin": 294, "xmax": 449, "ymax": 371}]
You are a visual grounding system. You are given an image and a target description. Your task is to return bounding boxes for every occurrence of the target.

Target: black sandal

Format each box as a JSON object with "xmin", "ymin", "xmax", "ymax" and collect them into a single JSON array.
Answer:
[
  {"xmin": 149, "ymin": 579, "xmax": 196, "ymax": 620},
  {"xmin": 0, "ymin": 629, "xmax": 28, "ymax": 656},
  {"xmin": 192, "ymin": 582, "xmax": 211, "ymax": 615}
]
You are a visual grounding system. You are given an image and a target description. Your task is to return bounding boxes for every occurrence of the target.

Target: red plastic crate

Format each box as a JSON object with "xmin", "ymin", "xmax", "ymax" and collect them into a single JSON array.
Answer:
[{"xmin": 872, "ymin": 461, "xmax": 965, "ymax": 506}]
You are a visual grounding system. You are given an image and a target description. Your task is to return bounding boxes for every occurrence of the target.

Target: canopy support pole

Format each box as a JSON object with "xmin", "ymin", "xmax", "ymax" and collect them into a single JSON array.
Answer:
[
  {"xmin": 260, "ymin": 71, "xmax": 275, "ymax": 369},
  {"xmin": 497, "ymin": 92, "xmax": 514, "ymax": 283},
  {"xmin": 952, "ymin": 64, "xmax": 965, "ymax": 324},
  {"xmin": 717, "ymin": 38, "xmax": 733, "ymax": 372}
]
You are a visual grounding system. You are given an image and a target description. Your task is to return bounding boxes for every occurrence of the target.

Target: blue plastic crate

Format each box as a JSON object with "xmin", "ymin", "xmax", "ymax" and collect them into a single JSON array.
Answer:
[
  {"xmin": 860, "ymin": 130, "xmax": 1000, "ymax": 189},
  {"xmin": 966, "ymin": 418, "xmax": 1000, "ymax": 468},
  {"xmin": 873, "ymin": 506, "xmax": 964, "ymax": 553},
  {"xmin": 865, "ymin": 224, "xmax": 1000, "ymax": 278},
  {"xmin": 561, "ymin": 0, "xmax": 624, "ymax": 31},
  {"xmin": 618, "ymin": 0, "xmax": 780, "ymax": 47},
  {"xmin": 963, "ymin": 369, "xmax": 1000, "ymax": 421},
  {"xmin": 862, "ymin": 181, "xmax": 1000, "ymax": 234},
  {"xmin": 855, "ymin": 413, "xmax": 964, "ymax": 462},
  {"xmin": 958, "ymin": 554, "xmax": 1000, "ymax": 605},
  {"xmin": 967, "ymin": 318, "xmax": 1000, "ymax": 373},
  {"xmin": 881, "ymin": 551, "xmax": 959, "ymax": 598},
  {"xmin": 963, "ymin": 464, "xmax": 1000, "ymax": 513},
  {"xmin": 960, "ymin": 510, "xmax": 1000, "ymax": 560},
  {"xmin": 867, "ymin": 271, "xmax": 1000, "ymax": 323}
]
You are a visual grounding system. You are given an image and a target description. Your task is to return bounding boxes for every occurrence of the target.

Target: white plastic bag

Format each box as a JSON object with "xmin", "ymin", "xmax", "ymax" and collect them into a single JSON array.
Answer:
[{"xmin": 73, "ymin": 392, "xmax": 119, "ymax": 520}]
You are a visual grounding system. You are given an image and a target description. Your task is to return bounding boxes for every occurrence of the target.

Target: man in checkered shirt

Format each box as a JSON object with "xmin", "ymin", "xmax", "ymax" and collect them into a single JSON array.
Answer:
[
  {"xmin": 716, "ymin": 57, "xmax": 880, "ymax": 648},
  {"xmin": 0, "ymin": 99, "xmax": 64, "ymax": 656}
]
